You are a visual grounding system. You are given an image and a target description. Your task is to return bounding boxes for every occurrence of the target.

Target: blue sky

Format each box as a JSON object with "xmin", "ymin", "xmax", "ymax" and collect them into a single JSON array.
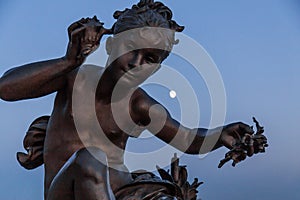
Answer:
[{"xmin": 0, "ymin": 0, "xmax": 300, "ymax": 199}]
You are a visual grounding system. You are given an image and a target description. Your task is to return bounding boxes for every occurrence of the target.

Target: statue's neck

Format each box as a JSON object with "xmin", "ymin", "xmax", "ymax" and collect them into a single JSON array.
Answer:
[{"xmin": 96, "ymin": 67, "xmax": 135, "ymax": 104}]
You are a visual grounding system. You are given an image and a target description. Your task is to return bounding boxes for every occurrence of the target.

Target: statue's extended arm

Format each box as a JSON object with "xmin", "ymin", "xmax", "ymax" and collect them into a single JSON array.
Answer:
[
  {"xmin": 149, "ymin": 111, "xmax": 254, "ymax": 155},
  {"xmin": 131, "ymin": 89, "xmax": 254, "ymax": 155},
  {"xmin": 0, "ymin": 17, "xmax": 111, "ymax": 101}
]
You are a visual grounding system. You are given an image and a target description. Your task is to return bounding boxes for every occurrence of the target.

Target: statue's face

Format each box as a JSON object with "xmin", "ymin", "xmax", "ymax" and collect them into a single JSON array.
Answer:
[{"xmin": 107, "ymin": 28, "xmax": 173, "ymax": 88}]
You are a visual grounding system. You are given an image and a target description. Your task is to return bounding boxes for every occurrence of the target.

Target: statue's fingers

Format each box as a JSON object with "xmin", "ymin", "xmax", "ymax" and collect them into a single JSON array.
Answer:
[
  {"xmin": 80, "ymin": 44, "xmax": 99, "ymax": 57},
  {"xmin": 80, "ymin": 45, "xmax": 92, "ymax": 57},
  {"xmin": 93, "ymin": 20, "xmax": 104, "ymax": 28},
  {"xmin": 238, "ymin": 152, "xmax": 247, "ymax": 161},
  {"xmin": 68, "ymin": 17, "xmax": 103, "ymax": 38},
  {"xmin": 67, "ymin": 18, "xmax": 87, "ymax": 38},
  {"xmin": 232, "ymin": 152, "xmax": 246, "ymax": 167},
  {"xmin": 93, "ymin": 34, "xmax": 101, "ymax": 45},
  {"xmin": 231, "ymin": 156, "xmax": 239, "ymax": 167},
  {"xmin": 84, "ymin": 32, "xmax": 98, "ymax": 44},
  {"xmin": 68, "ymin": 23, "xmax": 79, "ymax": 39},
  {"xmin": 90, "ymin": 35, "xmax": 100, "ymax": 46},
  {"xmin": 89, "ymin": 44, "xmax": 99, "ymax": 53},
  {"xmin": 71, "ymin": 27, "xmax": 86, "ymax": 43},
  {"xmin": 78, "ymin": 17, "xmax": 89, "ymax": 24},
  {"xmin": 242, "ymin": 134, "xmax": 254, "ymax": 157},
  {"xmin": 247, "ymin": 142, "xmax": 254, "ymax": 157},
  {"xmin": 218, "ymin": 155, "xmax": 231, "ymax": 168}
]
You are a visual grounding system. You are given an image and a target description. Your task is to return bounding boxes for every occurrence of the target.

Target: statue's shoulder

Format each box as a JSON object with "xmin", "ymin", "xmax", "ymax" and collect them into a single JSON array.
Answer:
[
  {"xmin": 129, "ymin": 87, "xmax": 162, "ymax": 125},
  {"xmin": 130, "ymin": 87, "xmax": 156, "ymax": 111},
  {"xmin": 131, "ymin": 87, "xmax": 156, "ymax": 103}
]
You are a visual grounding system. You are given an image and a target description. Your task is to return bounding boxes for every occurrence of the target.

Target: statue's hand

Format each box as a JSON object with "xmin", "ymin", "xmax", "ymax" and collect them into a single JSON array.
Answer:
[
  {"xmin": 220, "ymin": 122, "xmax": 254, "ymax": 152},
  {"xmin": 218, "ymin": 118, "xmax": 268, "ymax": 168},
  {"xmin": 65, "ymin": 16, "xmax": 112, "ymax": 66}
]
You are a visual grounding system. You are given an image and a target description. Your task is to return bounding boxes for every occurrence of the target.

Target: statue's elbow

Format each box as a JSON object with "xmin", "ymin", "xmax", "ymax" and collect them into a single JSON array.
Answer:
[
  {"xmin": 0, "ymin": 90, "xmax": 13, "ymax": 101},
  {"xmin": 0, "ymin": 81, "xmax": 17, "ymax": 101}
]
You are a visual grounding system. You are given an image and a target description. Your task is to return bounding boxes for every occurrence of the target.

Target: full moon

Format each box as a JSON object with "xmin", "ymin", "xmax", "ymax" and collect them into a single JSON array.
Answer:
[{"xmin": 169, "ymin": 90, "xmax": 177, "ymax": 98}]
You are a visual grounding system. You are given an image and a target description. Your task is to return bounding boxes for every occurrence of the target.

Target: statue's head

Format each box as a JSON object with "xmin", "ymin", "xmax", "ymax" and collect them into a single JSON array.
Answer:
[{"xmin": 105, "ymin": 0, "xmax": 184, "ymax": 87}]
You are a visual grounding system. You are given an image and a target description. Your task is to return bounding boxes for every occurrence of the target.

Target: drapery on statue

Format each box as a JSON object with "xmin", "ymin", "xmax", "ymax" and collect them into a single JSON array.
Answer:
[{"xmin": 0, "ymin": 0, "xmax": 268, "ymax": 199}]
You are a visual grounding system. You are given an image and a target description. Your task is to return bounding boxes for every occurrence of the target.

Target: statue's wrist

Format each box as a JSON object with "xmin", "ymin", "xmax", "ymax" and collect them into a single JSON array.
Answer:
[{"xmin": 62, "ymin": 55, "xmax": 83, "ymax": 68}]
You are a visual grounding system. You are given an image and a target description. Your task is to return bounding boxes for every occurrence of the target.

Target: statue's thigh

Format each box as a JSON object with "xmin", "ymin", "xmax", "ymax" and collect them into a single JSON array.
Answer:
[{"xmin": 47, "ymin": 147, "xmax": 114, "ymax": 200}]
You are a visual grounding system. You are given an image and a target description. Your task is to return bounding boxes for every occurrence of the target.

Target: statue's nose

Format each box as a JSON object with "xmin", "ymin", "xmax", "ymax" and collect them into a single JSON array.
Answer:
[{"xmin": 129, "ymin": 51, "xmax": 143, "ymax": 69}]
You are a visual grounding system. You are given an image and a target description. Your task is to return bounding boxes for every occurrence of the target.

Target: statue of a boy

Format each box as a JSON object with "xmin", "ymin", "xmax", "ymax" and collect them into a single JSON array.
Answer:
[{"xmin": 0, "ymin": 1, "xmax": 263, "ymax": 199}]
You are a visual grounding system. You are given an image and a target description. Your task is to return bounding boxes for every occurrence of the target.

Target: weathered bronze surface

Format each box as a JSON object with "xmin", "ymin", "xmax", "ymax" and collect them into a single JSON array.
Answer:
[{"xmin": 0, "ymin": 0, "xmax": 268, "ymax": 199}]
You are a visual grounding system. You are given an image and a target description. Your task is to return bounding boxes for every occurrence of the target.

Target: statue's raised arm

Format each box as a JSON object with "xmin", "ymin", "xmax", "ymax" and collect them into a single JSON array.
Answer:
[{"xmin": 0, "ymin": 16, "xmax": 112, "ymax": 101}]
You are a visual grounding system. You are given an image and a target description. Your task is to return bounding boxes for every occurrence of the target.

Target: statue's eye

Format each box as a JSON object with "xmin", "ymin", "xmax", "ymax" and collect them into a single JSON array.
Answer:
[{"xmin": 145, "ymin": 55, "xmax": 157, "ymax": 64}]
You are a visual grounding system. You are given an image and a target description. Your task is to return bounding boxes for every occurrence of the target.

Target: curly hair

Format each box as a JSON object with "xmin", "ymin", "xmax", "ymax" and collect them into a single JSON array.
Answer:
[{"xmin": 112, "ymin": 0, "xmax": 184, "ymax": 35}]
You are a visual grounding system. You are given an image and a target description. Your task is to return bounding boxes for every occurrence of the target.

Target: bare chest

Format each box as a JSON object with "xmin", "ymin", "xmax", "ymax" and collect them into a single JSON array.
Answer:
[{"xmin": 95, "ymin": 100, "xmax": 143, "ymax": 139}]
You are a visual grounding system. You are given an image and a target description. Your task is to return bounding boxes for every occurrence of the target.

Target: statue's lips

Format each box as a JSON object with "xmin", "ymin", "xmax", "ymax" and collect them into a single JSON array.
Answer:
[{"xmin": 122, "ymin": 69, "xmax": 136, "ymax": 81}]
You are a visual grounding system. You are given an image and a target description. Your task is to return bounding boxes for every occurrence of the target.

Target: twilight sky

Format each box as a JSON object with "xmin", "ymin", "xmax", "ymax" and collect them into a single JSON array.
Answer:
[{"xmin": 0, "ymin": 0, "xmax": 300, "ymax": 199}]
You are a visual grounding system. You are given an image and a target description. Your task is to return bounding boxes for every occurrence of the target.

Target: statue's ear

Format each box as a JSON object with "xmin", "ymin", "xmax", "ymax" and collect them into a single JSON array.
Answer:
[{"xmin": 105, "ymin": 36, "xmax": 114, "ymax": 55}]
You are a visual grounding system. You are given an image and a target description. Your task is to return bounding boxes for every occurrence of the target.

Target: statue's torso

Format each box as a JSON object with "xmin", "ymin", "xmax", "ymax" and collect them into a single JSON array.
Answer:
[{"xmin": 43, "ymin": 66, "xmax": 144, "ymax": 193}]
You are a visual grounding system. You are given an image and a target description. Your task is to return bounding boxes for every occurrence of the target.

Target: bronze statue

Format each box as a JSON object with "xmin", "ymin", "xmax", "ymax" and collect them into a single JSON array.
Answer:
[{"xmin": 0, "ymin": 0, "xmax": 268, "ymax": 199}]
